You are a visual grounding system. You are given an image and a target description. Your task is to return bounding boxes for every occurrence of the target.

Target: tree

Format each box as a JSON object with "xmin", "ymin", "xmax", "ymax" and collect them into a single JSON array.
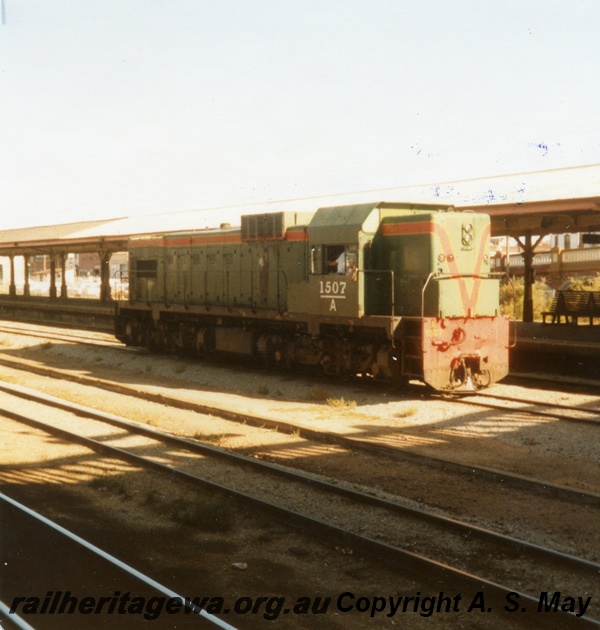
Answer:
[{"xmin": 500, "ymin": 277, "xmax": 553, "ymax": 321}]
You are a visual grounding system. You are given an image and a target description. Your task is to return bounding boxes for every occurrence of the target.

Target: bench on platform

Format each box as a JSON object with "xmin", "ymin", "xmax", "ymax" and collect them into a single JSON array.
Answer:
[{"xmin": 542, "ymin": 290, "xmax": 600, "ymax": 325}]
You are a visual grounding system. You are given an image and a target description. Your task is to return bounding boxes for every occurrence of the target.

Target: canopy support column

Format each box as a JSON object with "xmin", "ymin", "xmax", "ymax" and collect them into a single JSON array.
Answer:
[
  {"xmin": 99, "ymin": 250, "xmax": 111, "ymax": 303},
  {"xmin": 49, "ymin": 255, "xmax": 57, "ymax": 300},
  {"xmin": 60, "ymin": 253, "xmax": 68, "ymax": 299},
  {"xmin": 23, "ymin": 255, "xmax": 30, "ymax": 297},
  {"xmin": 8, "ymin": 255, "xmax": 16, "ymax": 297},
  {"xmin": 515, "ymin": 232, "xmax": 544, "ymax": 323}
]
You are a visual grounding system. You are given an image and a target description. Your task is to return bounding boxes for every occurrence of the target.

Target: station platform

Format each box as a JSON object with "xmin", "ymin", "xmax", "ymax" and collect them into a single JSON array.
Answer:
[
  {"xmin": 515, "ymin": 321, "xmax": 600, "ymax": 356},
  {"xmin": 512, "ymin": 321, "xmax": 600, "ymax": 380},
  {"xmin": 0, "ymin": 296, "xmax": 114, "ymax": 331}
]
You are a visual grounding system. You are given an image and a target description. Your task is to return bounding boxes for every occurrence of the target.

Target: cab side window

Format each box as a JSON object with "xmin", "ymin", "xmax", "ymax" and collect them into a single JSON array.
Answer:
[{"xmin": 310, "ymin": 244, "xmax": 358, "ymax": 278}]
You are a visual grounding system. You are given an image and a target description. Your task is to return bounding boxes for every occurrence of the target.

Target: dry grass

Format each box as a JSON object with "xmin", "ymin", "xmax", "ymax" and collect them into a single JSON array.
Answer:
[
  {"xmin": 142, "ymin": 489, "xmax": 234, "ymax": 531},
  {"xmin": 168, "ymin": 496, "xmax": 234, "ymax": 531},
  {"xmin": 196, "ymin": 432, "xmax": 227, "ymax": 444},
  {"xmin": 394, "ymin": 406, "xmax": 418, "ymax": 418},
  {"xmin": 88, "ymin": 476, "xmax": 131, "ymax": 498},
  {"xmin": 326, "ymin": 397, "xmax": 357, "ymax": 409}
]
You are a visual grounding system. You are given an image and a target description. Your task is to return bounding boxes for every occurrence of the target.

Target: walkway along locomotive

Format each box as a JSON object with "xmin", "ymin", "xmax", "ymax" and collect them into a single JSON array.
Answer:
[{"xmin": 115, "ymin": 202, "xmax": 509, "ymax": 391}]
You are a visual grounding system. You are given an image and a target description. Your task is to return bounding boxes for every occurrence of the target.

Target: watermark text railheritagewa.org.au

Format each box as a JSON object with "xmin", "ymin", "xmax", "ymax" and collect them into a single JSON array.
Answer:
[{"xmin": 6, "ymin": 590, "xmax": 593, "ymax": 622}]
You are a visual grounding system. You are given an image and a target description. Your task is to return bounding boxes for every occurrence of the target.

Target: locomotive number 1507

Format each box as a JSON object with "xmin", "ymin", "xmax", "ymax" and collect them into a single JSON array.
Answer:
[
  {"xmin": 319, "ymin": 280, "xmax": 347, "ymax": 296},
  {"xmin": 319, "ymin": 280, "xmax": 347, "ymax": 312}
]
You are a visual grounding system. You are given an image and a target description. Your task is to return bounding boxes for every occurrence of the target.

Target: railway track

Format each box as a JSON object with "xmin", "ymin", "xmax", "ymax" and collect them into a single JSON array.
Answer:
[
  {"xmin": 0, "ymin": 353, "xmax": 596, "ymax": 511},
  {"xmin": 505, "ymin": 372, "xmax": 600, "ymax": 391},
  {"xmin": 0, "ymin": 323, "xmax": 123, "ymax": 349},
  {"xmin": 440, "ymin": 390, "xmax": 600, "ymax": 429},
  {"xmin": 2, "ymin": 320, "xmax": 598, "ymax": 417},
  {"xmin": 2, "ymin": 320, "xmax": 599, "ymax": 409},
  {"xmin": 0, "ymin": 492, "xmax": 235, "ymax": 629},
  {"xmin": 0, "ymin": 381, "xmax": 598, "ymax": 628}
]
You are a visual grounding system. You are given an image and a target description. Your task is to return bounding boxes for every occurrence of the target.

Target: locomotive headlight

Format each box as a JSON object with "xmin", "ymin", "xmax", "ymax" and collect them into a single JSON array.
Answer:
[
  {"xmin": 462, "ymin": 223, "xmax": 474, "ymax": 246},
  {"xmin": 437, "ymin": 254, "xmax": 446, "ymax": 263}
]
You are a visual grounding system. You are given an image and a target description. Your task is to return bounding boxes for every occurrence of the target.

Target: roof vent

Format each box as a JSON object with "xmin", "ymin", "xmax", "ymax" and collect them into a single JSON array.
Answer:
[{"xmin": 241, "ymin": 212, "xmax": 285, "ymax": 241}]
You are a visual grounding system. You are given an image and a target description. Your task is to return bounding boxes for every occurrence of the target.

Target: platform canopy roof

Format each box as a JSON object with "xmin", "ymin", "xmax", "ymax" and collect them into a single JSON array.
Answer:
[
  {"xmin": 423, "ymin": 163, "xmax": 600, "ymax": 238},
  {"xmin": 0, "ymin": 219, "xmax": 128, "ymax": 256},
  {"xmin": 0, "ymin": 164, "xmax": 599, "ymax": 257}
]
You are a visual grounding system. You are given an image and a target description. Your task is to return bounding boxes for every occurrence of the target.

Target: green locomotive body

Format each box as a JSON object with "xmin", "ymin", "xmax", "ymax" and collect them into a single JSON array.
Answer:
[{"xmin": 116, "ymin": 202, "xmax": 509, "ymax": 391}]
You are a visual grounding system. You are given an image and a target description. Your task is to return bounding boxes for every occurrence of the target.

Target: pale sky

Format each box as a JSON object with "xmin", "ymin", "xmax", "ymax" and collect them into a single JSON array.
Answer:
[{"xmin": 1, "ymin": 0, "xmax": 599, "ymax": 229}]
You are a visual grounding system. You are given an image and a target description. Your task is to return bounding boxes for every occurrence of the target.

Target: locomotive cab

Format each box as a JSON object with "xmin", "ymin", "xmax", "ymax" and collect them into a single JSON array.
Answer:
[
  {"xmin": 287, "ymin": 201, "xmax": 509, "ymax": 390},
  {"xmin": 287, "ymin": 203, "xmax": 379, "ymax": 324}
]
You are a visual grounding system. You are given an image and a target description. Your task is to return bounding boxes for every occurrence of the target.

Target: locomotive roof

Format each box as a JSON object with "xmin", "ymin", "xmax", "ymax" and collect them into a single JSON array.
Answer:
[
  {"xmin": 311, "ymin": 201, "xmax": 453, "ymax": 225},
  {"xmin": 127, "ymin": 201, "xmax": 455, "ymax": 243},
  {"xmin": 307, "ymin": 201, "xmax": 454, "ymax": 242},
  {"xmin": 130, "ymin": 224, "xmax": 240, "ymax": 239}
]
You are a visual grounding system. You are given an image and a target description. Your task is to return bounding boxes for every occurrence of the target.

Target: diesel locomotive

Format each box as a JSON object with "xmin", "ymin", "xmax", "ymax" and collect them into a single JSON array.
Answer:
[{"xmin": 115, "ymin": 201, "xmax": 509, "ymax": 391}]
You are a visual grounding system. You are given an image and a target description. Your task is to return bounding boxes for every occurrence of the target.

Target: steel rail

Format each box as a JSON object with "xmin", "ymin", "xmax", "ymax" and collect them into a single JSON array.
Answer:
[
  {"xmin": 0, "ymin": 600, "xmax": 36, "ymax": 630},
  {"xmin": 2, "ymin": 323, "xmax": 598, "ymax": 425},
  {"xmin": 1, "ymin": 401, "xmax": 599, "ymax": 627},
  {"xmin": 2, "ymin": 322, "xmax": 598, "ymax": 417},
  {"xmin": 0, "ymin": 354, "xmax": 597, "ymax": 510},
  {"xmin": 0, "ymin": 324, "xmax": 122, "ymax": 349},
  {"xmin": 506, "ymin": 372, "xmax": 600, "ymax": 391},
  {"xmin": 0, "ymin": 492, "xmax": 237, "ymax": 630},
  {"xmin": 1, "ymin": 380, "xmax": 598, "ymax": 582},
  {"xmin": 481, "ymin": 393, "xmax": 600, "ymax": 418},
  {"xmin": 446, "ymin": 391, "xmax": 600, "ymax": 427}
]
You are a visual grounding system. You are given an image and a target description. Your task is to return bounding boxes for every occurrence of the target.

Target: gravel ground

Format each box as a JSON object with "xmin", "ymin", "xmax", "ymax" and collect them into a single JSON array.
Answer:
[
  {"xmin": 0, "ymin": 324, "xmax": 598, "ymax": 628},
  {"xmin": 1, "ymin": 327, "xmax": 598, "ymax": 485}
]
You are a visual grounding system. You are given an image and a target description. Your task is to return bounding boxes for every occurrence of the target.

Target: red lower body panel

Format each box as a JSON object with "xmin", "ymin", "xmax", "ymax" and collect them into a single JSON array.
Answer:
[{"xmin": 421, "ymin": 316, "xmax": 509, "ymax": 391}]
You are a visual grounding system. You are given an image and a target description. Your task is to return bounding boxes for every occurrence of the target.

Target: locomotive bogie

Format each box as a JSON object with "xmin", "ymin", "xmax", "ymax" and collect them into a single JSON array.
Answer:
[{"xmin": 116, "ymin": 202, "xmax": 509, "ymax": 391}]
